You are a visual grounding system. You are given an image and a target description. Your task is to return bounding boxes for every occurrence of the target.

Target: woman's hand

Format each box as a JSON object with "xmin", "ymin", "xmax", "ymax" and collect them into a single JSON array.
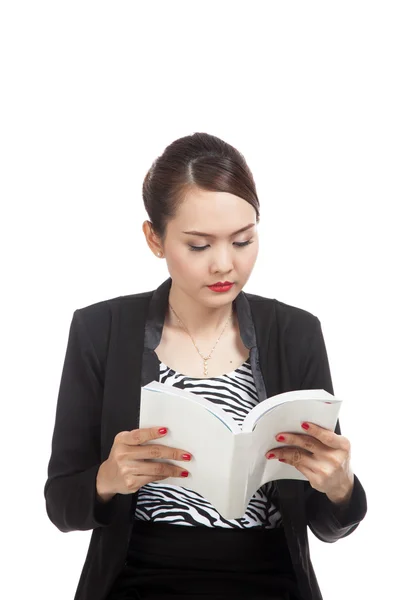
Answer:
[
  {"xmin": 265, "ymin": 421, "xmax": 354, "ymax": 504},
  {"xmin": 96, "ymin": 426, "xmax": 192, "ymax": 501}
]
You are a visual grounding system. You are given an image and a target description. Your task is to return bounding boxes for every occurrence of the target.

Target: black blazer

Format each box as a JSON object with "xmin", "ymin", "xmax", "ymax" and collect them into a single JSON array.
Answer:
[{"xmin": 44, "ymin": 277, "xmax": 367, "ymax": 600}]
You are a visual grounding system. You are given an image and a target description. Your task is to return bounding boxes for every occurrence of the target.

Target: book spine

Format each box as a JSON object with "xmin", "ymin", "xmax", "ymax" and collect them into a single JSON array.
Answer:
[{"xmin": 225, "ymin": 432, "xmax": 253, "ymax": 520}]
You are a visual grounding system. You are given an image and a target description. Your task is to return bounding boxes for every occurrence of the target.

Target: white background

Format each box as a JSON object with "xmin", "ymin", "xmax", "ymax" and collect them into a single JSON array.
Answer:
[{"xmin": 1, "ymin": 1, "xmax": 399, "ymax": 599}]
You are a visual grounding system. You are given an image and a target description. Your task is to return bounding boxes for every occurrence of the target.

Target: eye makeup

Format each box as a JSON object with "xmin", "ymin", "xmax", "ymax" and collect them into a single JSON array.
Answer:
[{"xmin": 188, "ymin": 240, "xmax": 254, "ymax": 252}]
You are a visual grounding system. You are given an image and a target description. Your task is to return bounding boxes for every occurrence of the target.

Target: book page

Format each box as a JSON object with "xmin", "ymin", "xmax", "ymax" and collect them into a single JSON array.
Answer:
[
  {"xmin": 241, "ymin": 388, "xmax": 338, "ymax": 433},
  {"xmin": 243, "ymin": 398, "xmax": 342, "ymax": 504},
  {"xmin": 139, "ymin": 386, "xmax": 244, "ymax": 516},
  {"xmin": 143, "ymin": 380, "xmax": 241, "ymax": 433}
]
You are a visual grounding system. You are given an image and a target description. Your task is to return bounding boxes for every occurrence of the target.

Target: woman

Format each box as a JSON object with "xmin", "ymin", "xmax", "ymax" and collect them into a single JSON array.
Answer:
[{"xmin": 44, "ymin": 132, "xmax": 367, "ymax": 600}]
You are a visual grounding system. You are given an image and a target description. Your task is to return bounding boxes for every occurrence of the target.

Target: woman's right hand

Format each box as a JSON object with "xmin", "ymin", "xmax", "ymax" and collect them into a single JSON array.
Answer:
[{"xmin": 96, "ymin": 426, "xmax": 191, "ymax": 501}]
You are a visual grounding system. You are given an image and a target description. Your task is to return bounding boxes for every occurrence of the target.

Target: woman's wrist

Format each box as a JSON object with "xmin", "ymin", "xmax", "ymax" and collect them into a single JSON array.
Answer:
[
  {"xmin": 96, "ymin": 490, "xmax": 116, "ymax": 503},
  {"xmin": 96, "ymin": 461, "xmax": 116, "ymax": 503}
]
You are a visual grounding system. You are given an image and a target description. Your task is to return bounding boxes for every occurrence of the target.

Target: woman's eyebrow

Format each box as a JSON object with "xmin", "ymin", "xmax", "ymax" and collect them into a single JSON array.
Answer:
[{"xmin": 182, "ymin": 223, "xmax": 255, "ymax": 238}]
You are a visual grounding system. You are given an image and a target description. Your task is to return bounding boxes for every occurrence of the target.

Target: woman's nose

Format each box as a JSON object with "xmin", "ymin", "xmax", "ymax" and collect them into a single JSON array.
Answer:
[{"xmin": 210, "ymin": 250, "xmax": 234, "ymax": 272}]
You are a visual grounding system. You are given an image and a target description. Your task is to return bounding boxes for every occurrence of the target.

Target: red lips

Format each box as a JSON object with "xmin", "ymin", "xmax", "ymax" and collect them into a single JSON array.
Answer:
[{"xmin": 207, "ymin": 282, "xmax": 234, "ymax": 292}]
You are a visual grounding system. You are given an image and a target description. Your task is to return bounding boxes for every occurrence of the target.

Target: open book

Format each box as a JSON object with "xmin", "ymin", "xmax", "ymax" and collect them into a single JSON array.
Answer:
[{"xmin": 139, "ymin": 381, "xmax": 342, "ymax": 520}]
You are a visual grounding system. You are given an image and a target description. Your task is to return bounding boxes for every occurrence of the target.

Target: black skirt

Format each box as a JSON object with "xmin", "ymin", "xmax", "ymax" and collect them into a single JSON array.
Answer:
[{"xmin": 106, "ymin": 519, "xmax": 303, "ymax": 600}]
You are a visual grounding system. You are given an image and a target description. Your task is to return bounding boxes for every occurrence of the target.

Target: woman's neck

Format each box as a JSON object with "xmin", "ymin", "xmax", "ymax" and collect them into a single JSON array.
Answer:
[{"xmin": 167, "ymin": 285, "xmax": 236, "ymax": 339}]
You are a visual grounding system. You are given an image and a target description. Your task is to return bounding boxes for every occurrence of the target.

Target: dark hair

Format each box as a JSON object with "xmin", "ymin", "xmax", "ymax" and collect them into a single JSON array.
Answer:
[{"xmin": 142, "ymin": 132, "xmax": 261, "ymax": 245}]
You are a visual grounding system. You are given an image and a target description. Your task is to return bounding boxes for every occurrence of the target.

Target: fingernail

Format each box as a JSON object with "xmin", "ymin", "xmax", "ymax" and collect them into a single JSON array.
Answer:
[
  {"xmin": 181, "ymin": 471, "xmax": 189, "ymax": 477},
  {"xmin": 301, "ymin": 422, "xmax": 310, "ymax": 430},
  {"xmin": 277, "ymin": 435, "xmax": 285, "ymax": 442},
  {"xmin": 181, "ymin": 453, "xmax": 192, "ymax": 461},
  {"xmin": 266, "ymin": 453, "xmax": 276, "ymax": 459},
  {"xmin": 278, "ymin": 459, "xmax": 287, "ymax": 463},
  {"xmin": 158, "ymin": 427, "xmax": 168, "ymax": 435}
]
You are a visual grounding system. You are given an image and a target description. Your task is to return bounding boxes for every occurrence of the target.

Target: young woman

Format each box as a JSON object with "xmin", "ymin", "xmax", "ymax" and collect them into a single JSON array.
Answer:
[{"xmin": 44, "ymin": 132, "xmax": 367, "ymax": 600}]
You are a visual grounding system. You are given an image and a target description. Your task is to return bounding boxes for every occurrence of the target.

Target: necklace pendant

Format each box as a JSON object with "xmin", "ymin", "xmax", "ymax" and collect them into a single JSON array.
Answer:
[{"xmin": 204, "ymin": 357, "xmax": 209, "ymax": 376}]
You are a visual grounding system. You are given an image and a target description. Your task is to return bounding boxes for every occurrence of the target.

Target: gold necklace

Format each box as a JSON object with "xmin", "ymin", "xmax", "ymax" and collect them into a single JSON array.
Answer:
[{"xmin": 168, "ymin": 302, "xmax": 233, "ymax": 376}]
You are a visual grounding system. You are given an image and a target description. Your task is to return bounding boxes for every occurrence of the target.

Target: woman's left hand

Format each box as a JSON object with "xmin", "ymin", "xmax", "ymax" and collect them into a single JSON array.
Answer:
[{"xmin": 266, "ymin": 422, "xmax": 355, "ymax": 504}]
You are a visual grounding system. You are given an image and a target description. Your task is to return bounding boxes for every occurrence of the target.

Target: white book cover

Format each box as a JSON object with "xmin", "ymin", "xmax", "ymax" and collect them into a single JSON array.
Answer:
[{"xmin": 139, "ymin": 381, "xmax": 342, "ymax": 520}]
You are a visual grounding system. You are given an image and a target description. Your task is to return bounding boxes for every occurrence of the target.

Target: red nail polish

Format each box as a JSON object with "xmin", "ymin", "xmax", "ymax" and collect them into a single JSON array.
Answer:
[
  {"xmin": 181, "ymin": 471, "xmax": 189, "ymax": 477},
  {"xmin": 181, "ymin": 454, "xmax": 191, "ymax": 461},
  {"xmin": 266, "ymin": 453, "xmax": 276, "ymax": 459},
  {"xmin": 158, "ymin": 427, "xmax": 168, "ymax": 435},
  {"xmin": 301, "ymin": 422, "xmax": 310, "ymax": 430},
  {"xmin": 277, "ymin": 435, "xmax": 285, "ymax": 442},
  {"xmin": 278, "ymin": 459, "xmax": 287, "ymax": 463}
]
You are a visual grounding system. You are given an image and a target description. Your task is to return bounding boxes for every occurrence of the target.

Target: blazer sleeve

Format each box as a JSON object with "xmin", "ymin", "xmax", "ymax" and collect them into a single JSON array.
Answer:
[
  {"xmin": 44, "ymin": 309, "xmax": 119, "ymax": 532},
  {"xmin": 300, "ymin": 316, "xmax": 368, "ymax": 543}
]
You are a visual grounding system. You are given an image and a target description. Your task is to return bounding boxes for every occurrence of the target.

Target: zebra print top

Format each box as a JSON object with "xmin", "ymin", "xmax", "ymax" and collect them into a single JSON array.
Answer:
[{"xmin": 134, "ymin": 356, "xmax": 283, "ymax": 529}]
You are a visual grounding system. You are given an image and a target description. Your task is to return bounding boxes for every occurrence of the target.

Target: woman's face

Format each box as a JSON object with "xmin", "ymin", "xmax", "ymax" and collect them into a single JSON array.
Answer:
[{"xmin": 161, "ymin": 188, "xmax": 259, "ymax": 304}]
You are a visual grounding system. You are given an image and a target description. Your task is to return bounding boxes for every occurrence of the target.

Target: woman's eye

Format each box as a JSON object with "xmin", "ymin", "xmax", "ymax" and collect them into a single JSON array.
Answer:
[{"xmin": 189, "ymin": 240, "xmax": 253, "ymax": 252}]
